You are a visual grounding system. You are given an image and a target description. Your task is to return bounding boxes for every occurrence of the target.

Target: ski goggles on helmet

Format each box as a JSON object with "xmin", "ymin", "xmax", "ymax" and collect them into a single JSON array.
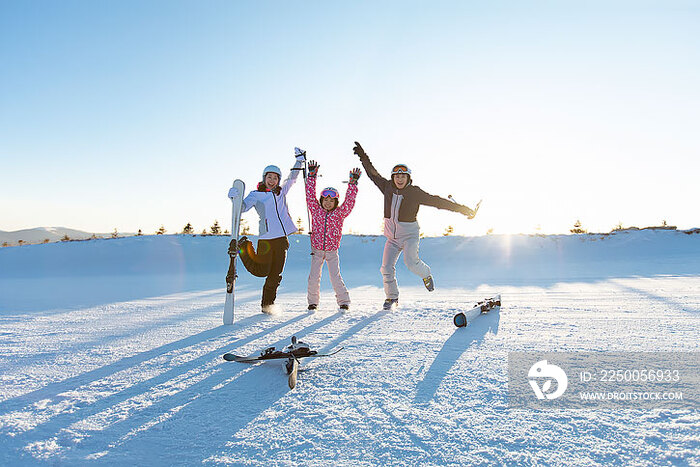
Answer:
[
  {"xmin": 391, "ymin": 164, "xmax": 411, "ymax": 175},
  {"xmin": 320, "ymin": 187, "xmax": 339, "ymax": 199}
]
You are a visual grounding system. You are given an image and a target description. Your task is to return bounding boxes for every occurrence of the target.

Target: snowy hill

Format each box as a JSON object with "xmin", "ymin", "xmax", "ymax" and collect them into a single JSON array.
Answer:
[
  {"xmin": 0, "ymin": 232, "xmax": 699, "ymax": 465},
  {"xmin": 0, "ymin": 227, "xmax": 113, "ymax": 245}
]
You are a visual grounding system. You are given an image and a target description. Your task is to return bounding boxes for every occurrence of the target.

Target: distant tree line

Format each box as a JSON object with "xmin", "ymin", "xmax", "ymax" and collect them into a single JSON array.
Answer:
[{"xmin": 3, "ymin": 219, "xmax": 697, "ymax": 247}]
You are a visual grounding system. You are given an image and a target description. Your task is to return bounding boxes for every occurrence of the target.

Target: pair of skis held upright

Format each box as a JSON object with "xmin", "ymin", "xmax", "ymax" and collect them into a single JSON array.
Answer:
[{"xmin": 223, "ymin": 179, "xmax": 246, "ymax": 326}]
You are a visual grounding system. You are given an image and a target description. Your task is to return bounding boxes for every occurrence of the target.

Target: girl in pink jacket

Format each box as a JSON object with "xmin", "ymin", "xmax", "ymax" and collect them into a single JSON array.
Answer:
[{"xmin": 305, "ymin": 160, "xmax": 361, "ymax": 311}]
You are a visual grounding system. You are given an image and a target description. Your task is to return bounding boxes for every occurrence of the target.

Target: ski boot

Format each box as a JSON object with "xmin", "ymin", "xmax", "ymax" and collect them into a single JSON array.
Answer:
[
  {"xmin": 307, "ymin": 304, "xmax": 318, "ymax": 311},
  {"xmin": 284, "ymin": 336, "xmax": 312, "ymax": 358},
  {"xmin": 422, "ymin": 275, "xmax": 435, "ymax": 292},
  {"xmin": 339, "ymin": 304, "xmax": 349, "ymax": 311},
  {"xmin": 383, "ymin": 298, "xmax": 399, "ymax": 310}
]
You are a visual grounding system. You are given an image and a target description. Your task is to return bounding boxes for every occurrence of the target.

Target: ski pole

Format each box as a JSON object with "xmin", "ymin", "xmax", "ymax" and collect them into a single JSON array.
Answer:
[
  {"xmin": 303, "ymin": 159, "xmax": 314, "ymax": 254},
  {"xmin": 294, "ymin": 148, "xmax": 314, "ymax": 255},
  {"xmin": 449, "ymin": 195, "xmax": 482, "ymax": 219}
]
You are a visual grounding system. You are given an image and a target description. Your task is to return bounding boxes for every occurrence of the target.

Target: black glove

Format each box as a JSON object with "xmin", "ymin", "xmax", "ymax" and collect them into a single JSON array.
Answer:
[
  {"xmin": 228, "ymin": 239, "xmax": 238, "ymax": 256},
  {"xmin": 308, "ymin": 160, "xmax": 319, "ymax": 178},
  {"xmin": 228, "ymin": 236, "xmax": 249, "ymax": 255},
  {"xmin": 349, "ymin": 168, "xmax": 361, "ymax": 185},
  {"xmin": 353, "ymin": 141, "xmax": 367, "ymax": 159}
]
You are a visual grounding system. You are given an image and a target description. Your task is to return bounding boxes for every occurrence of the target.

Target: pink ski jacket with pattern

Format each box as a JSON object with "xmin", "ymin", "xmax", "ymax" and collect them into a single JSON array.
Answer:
[{"xmin": 305, "ymin": 175, "xmax": 358, "ymax": 251}]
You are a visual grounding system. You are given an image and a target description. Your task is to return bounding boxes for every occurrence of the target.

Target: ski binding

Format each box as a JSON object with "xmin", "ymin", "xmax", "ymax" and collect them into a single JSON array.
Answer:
[
  {"xmin": 223, "ymin": 336, "xmax": 343, "ymax": 389},
  {"xmin": 453, "ymin": 294, "xmax": 501, "ymax": 327}
]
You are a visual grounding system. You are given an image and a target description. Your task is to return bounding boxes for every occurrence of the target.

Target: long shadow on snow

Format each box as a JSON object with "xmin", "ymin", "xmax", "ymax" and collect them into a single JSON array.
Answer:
[
  {"xmin": 0, "ymin": 307, "xmax": 268, "ymax": 416},
  {"xmin": 0, "ymin": 290, "xmax": 258, "ymax": 375},
  {"xmin": 414, "ymin": 309, "xmax": 500, "ymax": 404},
  {"xmin": 85, "ymin": 312, "xmax": 346, "ymax": 464},
  {"xmin": 316, "ymin": 309, "xmax": 390, "ymax": 355},
  {"xmin": 1, "ymin": 312, "xmax": 315, "ymax": 450},
  {"xmin": 610, "ymin": 280, "xmax": 700, "ymax": 314}
]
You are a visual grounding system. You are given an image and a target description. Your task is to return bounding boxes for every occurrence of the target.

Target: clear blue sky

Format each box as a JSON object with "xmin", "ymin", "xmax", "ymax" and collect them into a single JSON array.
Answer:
[{"xmin": 1, "ymin": 0, "xmax": 698, "ymax": 236}]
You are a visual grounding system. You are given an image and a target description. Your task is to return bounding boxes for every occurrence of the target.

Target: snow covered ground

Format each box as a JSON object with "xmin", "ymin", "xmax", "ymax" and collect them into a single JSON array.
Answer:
[{"xmin": 1, "ymin": 231, "xmax": 699, "ymax": 466}]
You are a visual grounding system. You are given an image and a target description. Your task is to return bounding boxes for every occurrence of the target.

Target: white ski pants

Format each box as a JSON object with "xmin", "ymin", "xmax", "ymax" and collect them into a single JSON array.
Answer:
[
  {"xmin": 381, "ymin": 234, "xmax": 431, "ymax": 299},
  {"xmin": 307, "ymin": 248, "xmax": 351, "ymax": 306}
]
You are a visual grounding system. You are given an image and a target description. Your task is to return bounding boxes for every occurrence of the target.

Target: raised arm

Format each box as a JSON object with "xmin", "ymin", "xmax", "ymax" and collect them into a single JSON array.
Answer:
[
  {"xmin": 305, "ymin": 160, "xmax": 323, "ymax": 216},
  {"xmin": 338, "ymin": 168, "xmax": 361, "ymax": 217},
  {"xmin": 281, "ymin": 152, "xmax": 307, "ymax": 196},
  {"xmin": 353, "ymin": 141, "xmax": 389, "ymax": 193},
  {"xmin": 414, "ymin": 186, "xmax": 475, "ymax": 217}
]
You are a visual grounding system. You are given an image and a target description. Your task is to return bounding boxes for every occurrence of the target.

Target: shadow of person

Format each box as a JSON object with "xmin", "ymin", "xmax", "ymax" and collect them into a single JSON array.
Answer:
[
  {"xmin": 413, "ymin": 308, "xmax": 500, "ymax": 404},
  {"xmin": 79, "ymin": 311, "xmax": 347, "ymax": 463}
]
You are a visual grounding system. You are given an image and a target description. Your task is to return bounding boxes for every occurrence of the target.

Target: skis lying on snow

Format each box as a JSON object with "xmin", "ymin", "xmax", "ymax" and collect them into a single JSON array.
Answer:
[
  {"xmin": 223, "ymin": 336, "xmax": 343, "ymax": 389},
  {"xmin": 453, "ymin": 294, "xmax": 501, "ymax": 328}
]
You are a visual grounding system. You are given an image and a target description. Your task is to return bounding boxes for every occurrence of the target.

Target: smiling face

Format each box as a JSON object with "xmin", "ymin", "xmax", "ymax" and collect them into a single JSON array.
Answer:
[
  {"xmin": 321, "ymin": 196, "xmax": 337, "ymax": 211},
  {"xmin": 393, "ymin": 173, "xmax": 409, "ymax": 189},
  {"xmin": 264, "ymin": 173, "xmax": 280, "ymax": 190}
]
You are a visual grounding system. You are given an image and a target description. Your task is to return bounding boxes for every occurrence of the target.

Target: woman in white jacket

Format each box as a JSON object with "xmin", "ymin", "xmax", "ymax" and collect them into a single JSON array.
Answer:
[{"xmin": 228, "ymin": 154, "xmax": 305, "ymax": 313}]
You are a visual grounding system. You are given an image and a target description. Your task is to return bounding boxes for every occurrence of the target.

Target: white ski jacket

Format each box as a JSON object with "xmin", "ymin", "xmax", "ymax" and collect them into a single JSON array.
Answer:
[{"xmin": 242, "ymin": 160, "xmax": 303, "ymax": 240}]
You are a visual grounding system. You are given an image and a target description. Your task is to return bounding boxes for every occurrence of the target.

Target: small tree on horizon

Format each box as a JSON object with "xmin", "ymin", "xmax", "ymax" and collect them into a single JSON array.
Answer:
[
  {"xmin": 210, "ymin": 220, "xmax": 221, "ymax": 235},
  {"xmin": 137, "ymin": 229, "xmax": 143, "ymax": 236},
  {"xmin": 241, "ymin": 219, "xmax": 250, "ymax": 235},
  {"xmin": 570, "ymin": 220, "xmax": 587, "ymax": 234},
  {"xmin": 296, "ymin": 217, "xmax": 305, "ymax": 234},
  {"xmin": 443, "ymin": 225, "xmax": 454, "ymax": 236},
  {"xmin": 112, "ymin": 228, "xmax": 119, "ymax": 239},
  {"xmin": 61, "ymin": 235, "xmax": 70, "ymax": 242},
  {"xmin": 182, "ymin": 223, "xmax": 194, "ymax": 235},
  {"xmin": 157, "ymin": 225, "xmax": 166, "ymax": 235}
]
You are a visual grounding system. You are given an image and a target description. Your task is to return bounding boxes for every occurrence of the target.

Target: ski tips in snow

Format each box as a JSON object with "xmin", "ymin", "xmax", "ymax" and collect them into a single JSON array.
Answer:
[
  {"xmin": 287, "ymin": 358, "xmax": 299, "ymax": 389},
  {"xmin": 453, "ymin": 294, "xmax": 501, "ymax": 328}
]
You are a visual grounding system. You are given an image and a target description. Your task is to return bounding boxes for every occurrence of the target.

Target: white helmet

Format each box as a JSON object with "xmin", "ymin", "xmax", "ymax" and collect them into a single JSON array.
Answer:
[{"xmin": 262, "ymin": 165, "xmax": 282, "ymax": 179}]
